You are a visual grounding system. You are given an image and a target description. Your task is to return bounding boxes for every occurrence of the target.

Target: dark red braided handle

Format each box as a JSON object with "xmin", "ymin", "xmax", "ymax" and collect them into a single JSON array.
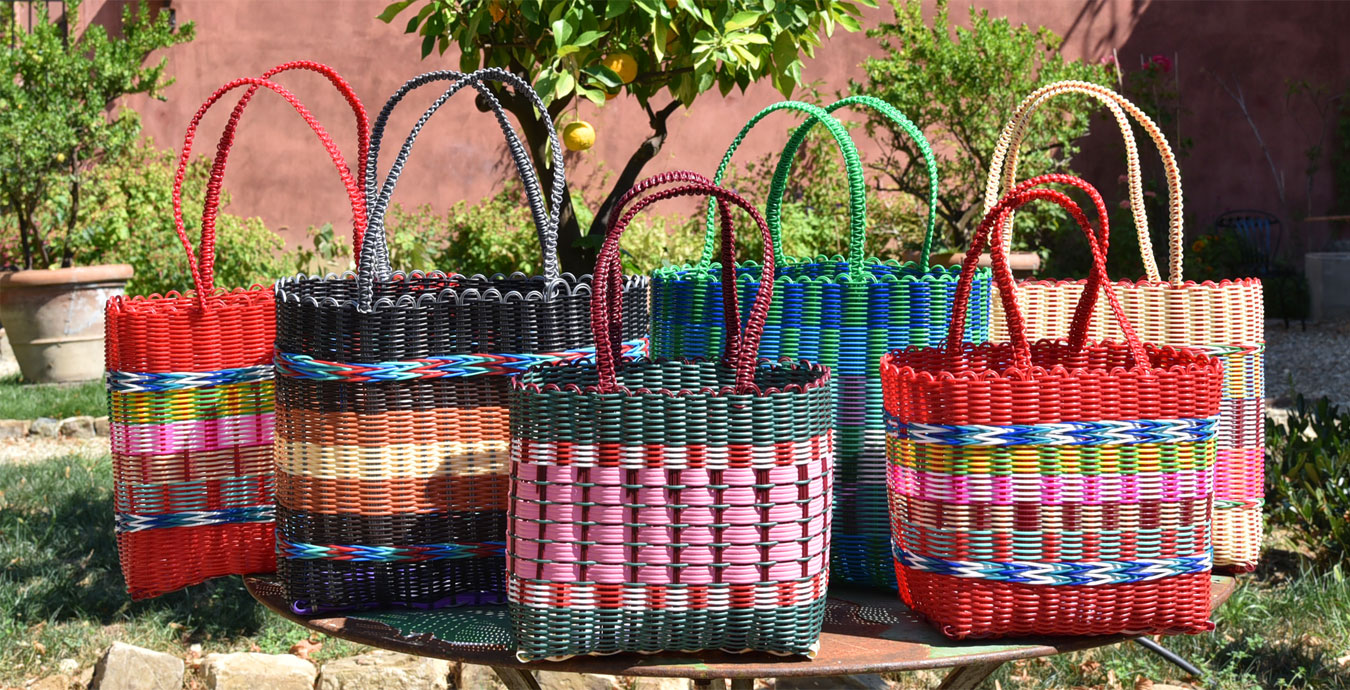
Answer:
[
  {"xmin": 593, "ymin": 177, "xmax": 775, "ymax": 393},
  {"xmin": 946, "ymin": 174, "xmax": 1149, "ymax": 371},
  {"xmin": 608, "ymin": 170, "xmax": 743, "ymax": 361},
  {"xmin": 172, "ymin": 78, "xmax": 364, "ymax": 308},
  {"xmin": 198, "ymin": 62, "xmax": 370, "ymax": 289}
]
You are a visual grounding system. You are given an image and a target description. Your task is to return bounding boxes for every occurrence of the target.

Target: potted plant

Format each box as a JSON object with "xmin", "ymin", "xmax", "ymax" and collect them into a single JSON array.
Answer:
[{"xmin": 0, "ymin": 1, "xmax": 191, "ymax": 382}]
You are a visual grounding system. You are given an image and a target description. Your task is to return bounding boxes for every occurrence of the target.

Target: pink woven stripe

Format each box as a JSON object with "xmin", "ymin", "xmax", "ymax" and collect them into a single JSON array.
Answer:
[
  {"xmin": 111, "ymin": 413, "xmax": 275, "ymax": 456},
  {"xmin": 888, "ymin": 464, "xmax": 1214, "ymax": 505},
  {"xmin": 1215, "ymin": 447, "xmax": 1264, "ymax": 499}
]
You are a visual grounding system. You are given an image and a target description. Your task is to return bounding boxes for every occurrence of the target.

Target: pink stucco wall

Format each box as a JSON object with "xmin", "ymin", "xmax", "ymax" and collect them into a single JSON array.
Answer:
[{"xmin": 84, "ymin": 0, "xmax": 1350, "ymax": 260}]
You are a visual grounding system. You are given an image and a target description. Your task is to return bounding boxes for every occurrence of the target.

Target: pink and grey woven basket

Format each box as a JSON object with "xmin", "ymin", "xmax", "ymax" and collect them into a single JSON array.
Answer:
[{"xmin": 507, "ymin": 172, "xmax": 834, "ymax": 661}]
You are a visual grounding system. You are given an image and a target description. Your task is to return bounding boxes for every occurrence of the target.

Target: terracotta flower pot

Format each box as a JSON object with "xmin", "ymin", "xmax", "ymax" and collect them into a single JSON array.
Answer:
[{"xmin": 0, "ymin": 264, "xmax": 133, "ymax": 383}]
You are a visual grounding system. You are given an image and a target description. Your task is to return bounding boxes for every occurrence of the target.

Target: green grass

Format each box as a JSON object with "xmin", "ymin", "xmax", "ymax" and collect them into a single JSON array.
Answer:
[
  {"xmin": 0, "ymin": 454, "xmax": 365, "ymax": 685},
  {"xmin": 1, "ymin": 457, "xmax": 1347, "ymax": 688},
  {"xmin": 0, "ymin": 374, "xmax": 105, "ymax": 419}
]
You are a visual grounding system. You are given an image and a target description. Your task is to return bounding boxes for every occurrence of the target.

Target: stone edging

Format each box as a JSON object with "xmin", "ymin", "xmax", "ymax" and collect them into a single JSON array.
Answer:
[{"xmin": 0, "ymin": 415, "xmax": 108, "ymax": 439}]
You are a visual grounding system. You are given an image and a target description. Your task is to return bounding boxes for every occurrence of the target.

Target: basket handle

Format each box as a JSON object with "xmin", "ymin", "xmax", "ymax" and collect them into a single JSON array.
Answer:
[
  {"xmin": 700, "ymin": 101, "xmax": 866, "ymax": 275},
  {"xmin": 595, "ymin": 176, "xmax": 775, "ymax": 394},
  {"xmin": 766, "ymin": 95, "xmax": 940, "ymax": 269},
  {"xmin": 947, "ymin": 174, "xmax": 1149, "ymax": 371},
  {"xmin": 172, "ymin": 77, "xmax": 365, "ymax": 310},
  {"xmin": 984, "ymin": 81, "xmax": 1184, "ymax": 285},
  {"xmin": 360, "ymin": 69, "xmax": 564, "ymax": 304},
  {"xmin": 614, "ymin": 171, "xmax": 744, "ymax": 358},
  {"xmin": 198, "ymin": 61, "xmax": 370, "ymax": 290}
]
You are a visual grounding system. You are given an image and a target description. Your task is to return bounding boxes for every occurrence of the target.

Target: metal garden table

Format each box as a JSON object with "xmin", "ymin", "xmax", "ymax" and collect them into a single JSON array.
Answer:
[{"xmin": 246, "ymin": 574, "xmax": 1236, "ymax": 690}]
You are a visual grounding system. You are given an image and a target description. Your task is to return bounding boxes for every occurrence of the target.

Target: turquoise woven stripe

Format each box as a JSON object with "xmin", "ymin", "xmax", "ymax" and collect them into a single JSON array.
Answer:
[
  {"xmin": 107, "ymin": 365, "xmax": 273, "ymax": 393},
  {"xmin": 887, "ymin": 416, "xmax": 1221, "ymax": 446},
  {"xmin": 895, "ymin": 547, "xmax": 1212, "ymax": 586},
  {"xmin": 115, "ymin": 506, "xmax": 274, "ymax": 533},
  {"xmin": 277, "ymin": 339, "xmax": 647, "ymax": 382}
]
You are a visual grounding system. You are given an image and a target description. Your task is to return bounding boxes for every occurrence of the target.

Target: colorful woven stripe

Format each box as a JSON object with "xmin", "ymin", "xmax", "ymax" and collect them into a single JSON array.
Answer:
[
  {"xmin": 278, "ymin": 537, "xmax": 506, "ymax": 563},
  {"xmin": 107, "ymin": 364, "xmax": 273, "ymax": 393},
  {"xmin": 275, "ymin": 339, "xmax": 648, "ymax": 382},
  {"xmin": 890, "ymin": 416, "xmax": 1218, "ymax": 446},
  {"xmin": 110, "ymin": 413, "xmax": 273, "ymax": 455},
  {"xmin": 894, "ymin": 548, "xmax": 1211, "ymax": 586},
  {"xmin": 117, "ymin": 506, "xmax": 275, "ymax": 533}
]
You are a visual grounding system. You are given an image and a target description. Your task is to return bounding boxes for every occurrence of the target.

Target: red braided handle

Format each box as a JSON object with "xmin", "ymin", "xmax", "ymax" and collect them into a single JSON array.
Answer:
[
  {"xmin": 947, "ymin": 173, "xmax": 1149, "ymax": 371},
  {"xmin": 593, "ymin": 176, "xmax": 775, "ymax": 393},
  {"xmin": 198, "ymin": 62, "xmax": 369, "ymax": 289},
  {"xmin": 172, "ymin": 77, "xmax": 365, "ymax": 309},
  {"xmin": 609, "ymin": 171, "xmax": 742, "ymax": 360}
]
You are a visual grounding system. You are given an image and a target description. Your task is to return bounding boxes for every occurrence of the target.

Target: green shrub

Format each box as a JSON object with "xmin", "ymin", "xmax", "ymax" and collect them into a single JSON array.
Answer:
[
  {"xmin": 77, "ymin": 142, "xmax": 288, "ymax": 296},
  {"xmin": 1266, "ymin": 395, "xmax": 1350, "ymax": 565},
  {"xmin": 308, "ymin": 180, "xmax": 700, "ymax": 278}
]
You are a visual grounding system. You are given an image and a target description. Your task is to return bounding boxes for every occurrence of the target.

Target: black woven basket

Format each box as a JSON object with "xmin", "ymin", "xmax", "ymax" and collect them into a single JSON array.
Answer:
[{"xmin": 273, "ymin": 68, "xmax": 649, "ymax": 612}]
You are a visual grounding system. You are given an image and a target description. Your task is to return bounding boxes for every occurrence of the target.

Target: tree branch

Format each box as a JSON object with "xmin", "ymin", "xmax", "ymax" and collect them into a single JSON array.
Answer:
[{"xmin": 589, "ymin": 99, "xmax": 682, "ymax": 249}]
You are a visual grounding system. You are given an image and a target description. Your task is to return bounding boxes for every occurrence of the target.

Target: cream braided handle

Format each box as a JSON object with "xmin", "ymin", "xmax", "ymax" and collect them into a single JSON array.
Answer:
[{"xmin": 985, "ymin": 81, "xmax": 1185, "ymax": 285}]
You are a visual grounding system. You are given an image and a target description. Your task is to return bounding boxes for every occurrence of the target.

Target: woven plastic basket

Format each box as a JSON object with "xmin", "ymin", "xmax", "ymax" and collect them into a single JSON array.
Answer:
[
  {"xmin": 273, "ymin": 68, "xmax": 649, "ymax": 613},
  {"xmin": 508, "ymin": 172, "xmax": 834, "ymax": 661},
  {"xmin": 882, "ymin": 173, "xmax": 1222, "ymax": 639},
  {"xmin": 983, "ymin": 81, "xmax": 1264, "ymax": 571},
  {"xmin": 105, "ymin": 62, "xmax": 368, "ymax": 599},
  {"xmin": 650, "ymin": 97, "xmax": 991, "ymax": 590}
]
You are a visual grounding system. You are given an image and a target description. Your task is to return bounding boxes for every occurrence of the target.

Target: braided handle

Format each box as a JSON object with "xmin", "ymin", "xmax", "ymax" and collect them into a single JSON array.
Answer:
[
  {"xmin": 614, "ymin": 171, "xmax": 743, "ymax": 357},
  {"xmin": 361, "ymin": 69, "xmax": 564, "ymax": 304},
  {"xmin": 595, "ymin": 176, "xmax": 776, "ymax": 394},
  {"xmin": 172, "ymin": 78, "xmax": 365, "ymax": 310},
  {"xmin": 767, "ymin": 95, "xmax": 940, "ymax": 268},
  {"xmin": 985, "ymin": 81, "xmax": 1185, "ymax": 284},
  {"xmin": 700, "ymin": 101, "xmax": 865, "ymax": 274},
  {"xmin": 199, "ymin": 61, "xmax": 369, "ymax": 289},
  {"xmin": 947, "ymin": 174, "xmax": 1149, "ymax": 371}
]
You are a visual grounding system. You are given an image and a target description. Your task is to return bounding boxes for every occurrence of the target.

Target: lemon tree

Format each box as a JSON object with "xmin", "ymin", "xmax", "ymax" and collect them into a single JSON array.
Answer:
[
  {"xmin": 0, "ymin": 0, "xmax": 192, "ymax": 269},
  {"xmin": 380, "ymin": 0, "xmax": 873, "ymax": 273}
]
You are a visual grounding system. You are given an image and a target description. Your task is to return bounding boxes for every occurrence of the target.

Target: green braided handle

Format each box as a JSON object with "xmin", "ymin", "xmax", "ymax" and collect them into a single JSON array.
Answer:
[
  {"xmin": 767, "ymin": 95, "xmax": 939, "ymax": 270},
  {"xmin": 699, "ymin": 101, "xmax": 865, "ymax": 273}
]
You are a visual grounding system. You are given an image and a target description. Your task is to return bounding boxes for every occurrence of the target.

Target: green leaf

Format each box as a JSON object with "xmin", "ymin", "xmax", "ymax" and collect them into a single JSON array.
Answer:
[
  {"xmin": 835, "ymin": 12, "xmax": 861, "ymax": 33},
  {"xmin": 570, "ymin": 30, "xmax": 606, "ymax": 47},
  {"xmin": 583, "ymin": 65, "xmax": 623, "ymax": 88},
  {"xmin": 725, "ymin": 11, "xmax": 761, "ymax": 31},
  {"xmin": 551, "ymin": 16, "xmax": 573, "ymax": 50},
  {"xmin": 534, "ymin": 71, "xmax": 558, "ymax": 102},
  {"xmin": 605, "ymin": 0, "xmax": 632, "ymax": 19},
  {"xmin": 772, "ymin": 30, "xmax": 796, "ymax": 68},
  {"xmin": 460, "ymin": 49, "xmax": 481, "ymax": 73},
  {"xmin": 578, "ymin": 85, "xmax": 607, "ymax": 107},
  {"xmin": 420, "ymin": 33, "xmax": 436, "ymax": 58},
  {"xmin": 554, "ymin": 70, "xmax": 576, "ymax": 99},
  {"xmin": 377, "ymin": 0, "xmax": 415, "ymax": 23}
]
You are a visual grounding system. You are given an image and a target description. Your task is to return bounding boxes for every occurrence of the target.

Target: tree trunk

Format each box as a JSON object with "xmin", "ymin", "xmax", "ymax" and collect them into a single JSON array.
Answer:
[
  {"xmin": 489, "ymin": 70, "xmax": 680, "ymax": 276},
  {"xmin": 588, "ymin": 100, "xmax": 681, "ymax": 249}
]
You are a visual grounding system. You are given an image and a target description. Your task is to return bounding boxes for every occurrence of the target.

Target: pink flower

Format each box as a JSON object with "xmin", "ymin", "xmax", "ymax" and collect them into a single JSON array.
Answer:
[
  {"xmin": 1100, "ymin": 54, "xmax": 1116, "ymax": 66},
  {"xmin": 1118, "ymin": 199, "xmax": 1132, "ymax": 210},
  {"xmin": 1151, "ymin": 54, "xmax": 1173, "ymax": 73},
  {"xmin": 1117, "ymin": 173, "xmax": 1129, "ymax": 185}
]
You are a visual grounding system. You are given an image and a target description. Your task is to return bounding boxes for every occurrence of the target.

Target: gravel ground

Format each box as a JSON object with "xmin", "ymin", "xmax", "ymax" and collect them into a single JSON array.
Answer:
[{"xmin": 1265, "ymin": 318, "xmax": 1350, "ymax": 409}]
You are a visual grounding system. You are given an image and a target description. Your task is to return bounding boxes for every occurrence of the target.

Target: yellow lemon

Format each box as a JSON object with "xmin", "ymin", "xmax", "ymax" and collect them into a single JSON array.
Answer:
[
  {"xmin": 602, "ymin": 53, "xmax": 638, "ymax": 85},
  {"xmin": 563, "ymin": 121, "xmax": 595, "ymax": 152}
]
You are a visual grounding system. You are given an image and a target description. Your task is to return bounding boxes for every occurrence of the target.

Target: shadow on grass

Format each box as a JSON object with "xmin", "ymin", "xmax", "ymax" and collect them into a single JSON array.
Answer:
[
  {"xmin": 1205, "ymin": 636, "xmax": 1350, "ymax": 688},
  {"xmin": 0, "ymin": 457, "xmax": 267, "ymax": 643}
]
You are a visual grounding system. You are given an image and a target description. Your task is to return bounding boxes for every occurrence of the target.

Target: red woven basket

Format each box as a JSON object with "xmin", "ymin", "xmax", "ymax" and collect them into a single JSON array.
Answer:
[
  {"xmin": 105, "ymin": 62, "xmax": 367, "ymax": 599},
  {"xmin": 881, "ymin": 174, "xmax": 1222, "ymax": 639}
]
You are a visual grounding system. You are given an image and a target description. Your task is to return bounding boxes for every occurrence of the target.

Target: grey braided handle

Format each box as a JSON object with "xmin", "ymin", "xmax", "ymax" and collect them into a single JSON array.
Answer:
[{"xmin": 360, "ymin": 68, "xmax": 565, "ymax": 307}]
